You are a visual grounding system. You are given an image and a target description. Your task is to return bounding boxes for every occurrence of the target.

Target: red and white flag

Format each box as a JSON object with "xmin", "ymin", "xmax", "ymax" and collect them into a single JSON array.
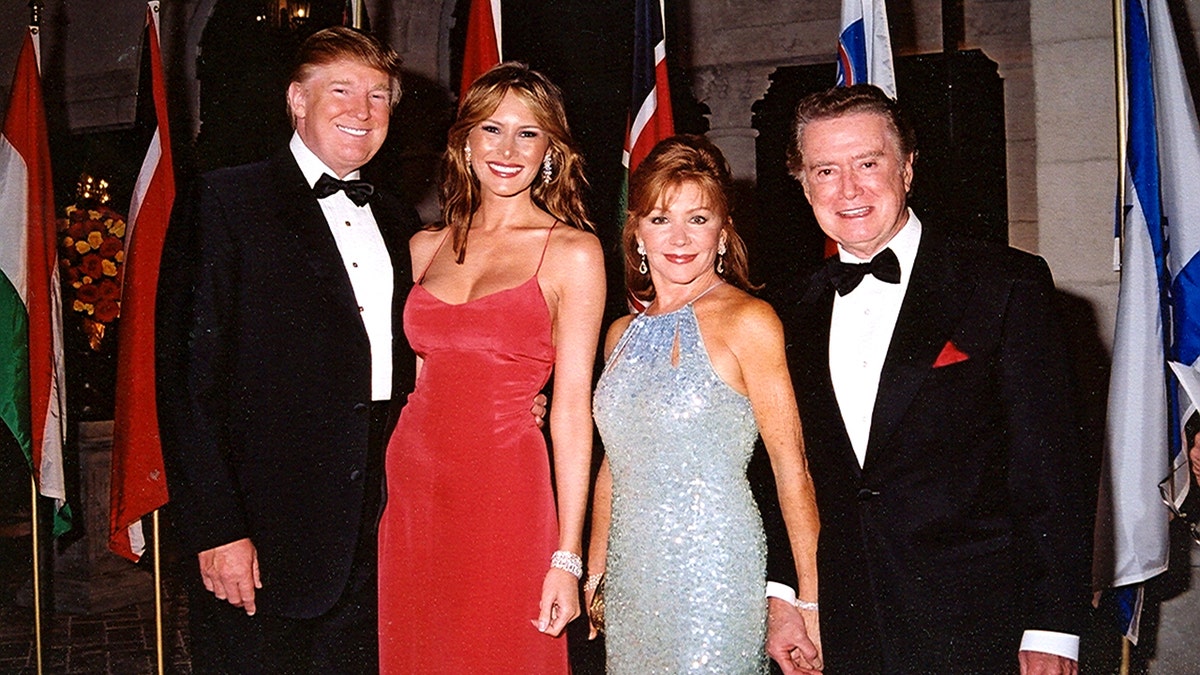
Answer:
[
  {"xmin": 109, "ymin": 0, "xmax": 174, "ymax": 562},
  {"xmin": 460, "ymin": 0, "xmax": 502, "ymax": 96},
  {"xmin": 0, "ymin": 24, "xmax": 69, "ymax": 536}
]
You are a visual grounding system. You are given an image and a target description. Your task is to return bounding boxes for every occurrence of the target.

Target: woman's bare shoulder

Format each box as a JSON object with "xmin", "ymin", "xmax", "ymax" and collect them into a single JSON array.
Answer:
[
  {"xmin": 603, "ymin": 314, "xmax": 636, "ymax": 358},
  {"xmin": 697, "ymin": 285, "xmax": 783, "ymax": 341}
]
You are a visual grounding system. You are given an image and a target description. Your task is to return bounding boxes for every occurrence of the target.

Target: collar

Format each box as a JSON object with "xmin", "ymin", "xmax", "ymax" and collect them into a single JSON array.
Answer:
[{"xmin": 289, "ymin": 132, "xmax": 361, "ymax": 188}]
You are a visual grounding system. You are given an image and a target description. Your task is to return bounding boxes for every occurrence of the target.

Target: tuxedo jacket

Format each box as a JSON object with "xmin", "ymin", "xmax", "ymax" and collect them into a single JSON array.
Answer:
[
  {"xmin": 767, "ymin": 230, "xmax": 1093, "ymax": 674},
  {"xmin": 156, "ymin": 149, "xmax": 418, "ymax": 619}
]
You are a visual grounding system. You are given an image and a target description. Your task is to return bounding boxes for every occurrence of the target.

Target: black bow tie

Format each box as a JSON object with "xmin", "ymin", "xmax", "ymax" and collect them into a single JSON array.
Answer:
[
  {"xmin": 826, "ymin": 247, "xmax": 901, "ymax": 296},
  {"xmin": 313, "ymin": 173, "xmax": 374, "ymax": 206}
]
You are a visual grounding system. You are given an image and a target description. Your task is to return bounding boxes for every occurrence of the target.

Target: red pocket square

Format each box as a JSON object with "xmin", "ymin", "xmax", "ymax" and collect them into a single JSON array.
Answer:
[{"xmin": 933, "ymin": 341, "xmax": 969, "ymax": 367}]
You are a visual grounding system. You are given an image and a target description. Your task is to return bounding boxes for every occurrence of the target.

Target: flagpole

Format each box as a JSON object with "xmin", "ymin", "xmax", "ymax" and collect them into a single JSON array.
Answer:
[
  {"xmin": 1112, "ymin": 3, "xmax": 1132, "ymax": 670},
  {"xmin": 26, "ymin": 8, "xmax": 47, "ymax": 672},
  {"xmin": 30, "ymin": 475, "xmax": 43, "ymax": 675},
  {"xmin": 153, "ymin": 511, "xmax": 164, "ymax": 675},
  {"xmin": 1114, "ymin": 0, "xmax": 1129, "ymax": 272}
]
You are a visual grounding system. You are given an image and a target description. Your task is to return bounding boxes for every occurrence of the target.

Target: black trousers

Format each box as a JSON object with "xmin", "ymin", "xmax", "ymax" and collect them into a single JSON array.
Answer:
[{"xmin": 188, "ymin": 401, "xmax": 391, "ymax": 674}]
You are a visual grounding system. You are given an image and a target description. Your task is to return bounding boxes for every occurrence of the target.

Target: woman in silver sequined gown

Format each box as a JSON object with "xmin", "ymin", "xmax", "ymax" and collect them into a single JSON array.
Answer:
[{"xmin": 587, "ymin": 136, "xmax": 822, "ymax": 674}]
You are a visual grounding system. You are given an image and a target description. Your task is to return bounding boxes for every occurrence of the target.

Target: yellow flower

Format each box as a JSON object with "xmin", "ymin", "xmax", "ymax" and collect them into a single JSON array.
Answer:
[
  {"xmin": 87, "ymin": 231, "xmax": 103, "ymax": 248},
  {"xmin": 73, "ymin": 300, "xmax": 93, "ymax": 314},
  {"xmin": 87, "ymin": 210, "xmax": 102, "ymax": 220},
  {"xmin": 82, "ymin": 276, "xmax": 93, "ymax": 284},
  {"xmin": 102, "ymin": 260, "xmax": 118, "ymax": 276},
  {"xmin": 108, "ymin": 219, "xmax": 126, "ymax": 237},
  {"xmin": 115, "ymin": 251, "xmax": 125, "ymax": 263},
  {"xmin": 65, "ymin": 205, "xmax": 77, "ymax": 215},
  {"xmin": 63, "ymin": 236, "xmax": 74, "ymax": 247},
  {"xmin": 75, "ymin": 240, "xmax": 92, "ymax": 254}
]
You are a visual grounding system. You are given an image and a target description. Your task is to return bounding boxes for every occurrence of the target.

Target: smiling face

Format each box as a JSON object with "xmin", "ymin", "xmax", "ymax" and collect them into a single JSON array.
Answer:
[
  {"xmin": 798, "ymin": 111, "xmax": 914, "ymax": 259},
  {"xmin": 288, "ymin": 58, "xmax": 392, "ymax": 178},
  {"xmin": 636, "ymin": 180, "xmax": 726, "ymax": 291},
  {"xmin": 466, "ymin": 91, "xmax": 551, "ymax": 198}
]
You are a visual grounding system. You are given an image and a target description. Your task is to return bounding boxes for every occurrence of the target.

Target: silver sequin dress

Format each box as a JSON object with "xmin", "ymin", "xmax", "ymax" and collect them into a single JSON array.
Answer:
[{"xmin": 593, "ymin": 302, "xmax": 767, "ymax": 674}]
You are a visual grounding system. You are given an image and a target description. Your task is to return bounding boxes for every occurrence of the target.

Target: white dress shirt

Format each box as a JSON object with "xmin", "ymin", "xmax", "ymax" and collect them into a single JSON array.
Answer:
[
  {"xmin": 290, "ymin": 133, "xmax": 394, "ymax": 401},
  {"xmin": 829, "ymin": 212, "xmax": 921, "ymax": 467},
  {"xmin": 768, "ymin": 209, "xmax": 1078, "ymax": 662}
]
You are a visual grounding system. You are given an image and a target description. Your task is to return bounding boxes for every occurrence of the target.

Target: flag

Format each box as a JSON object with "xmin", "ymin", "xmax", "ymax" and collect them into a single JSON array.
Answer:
[
  {"xmin": 622, "ymin": 0, "xmax": 675, "ymax": 312},
  {"xmin": 1099, "ymin": 0, "xmax": 1200, "ymax": 643},
  {"xmin": 624, "ymin": 0, "xmax": 674, "ymax": 174},
  {"xmin": 836, "ymin": 0, "xmax": 896, "ymax": 99},
  {"xmin": 0, "ymin": 25, "xmax": 69, "ymax": 536},
  {"xmin": 109, "ymin": 0, "xmax": 174, "ymax": 562},
  {"xmin": 460, "ymin": 0, "xmax": 501, "ymax": 96}
]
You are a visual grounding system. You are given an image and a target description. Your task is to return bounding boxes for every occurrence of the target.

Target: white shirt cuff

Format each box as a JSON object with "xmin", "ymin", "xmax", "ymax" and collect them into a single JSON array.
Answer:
[
  {"xmin": 1019, "ymin": 630, "xmax": 1079, "ymax": 661},
  {"xmin": 765, "ymin": 581, "xmax": 797, "ymax": 604}
]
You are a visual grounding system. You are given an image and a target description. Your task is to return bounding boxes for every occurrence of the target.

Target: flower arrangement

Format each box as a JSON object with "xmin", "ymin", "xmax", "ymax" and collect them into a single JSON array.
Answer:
[{"xmin": 58, "ymin": 174, "xmax": 127, "ymax": 351}]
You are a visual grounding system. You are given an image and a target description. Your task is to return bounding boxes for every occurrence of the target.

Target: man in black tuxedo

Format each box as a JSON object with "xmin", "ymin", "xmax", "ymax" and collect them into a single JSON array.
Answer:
[
  {"xmin": 156, "ymin": 27, "xmax": 416, "ymax": 673},
  {"xmin": 763, "ymin": 85, "xmax": 1092, "ymax": 675}
]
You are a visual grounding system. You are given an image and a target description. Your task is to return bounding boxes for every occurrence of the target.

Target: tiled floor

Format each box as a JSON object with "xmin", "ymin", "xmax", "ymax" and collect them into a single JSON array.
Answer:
[
  {"xmin": 0, "ymin": 598, "xmax": 191, "ymax": 674},
  {"xmin": 0, "ymin": 537, "xmax": 192, "ymax": 675}
]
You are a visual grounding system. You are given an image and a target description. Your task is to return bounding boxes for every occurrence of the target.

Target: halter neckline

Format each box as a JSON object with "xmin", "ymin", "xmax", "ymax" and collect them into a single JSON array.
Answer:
[{"xmin": 643, "ymin": 280, "xmax": 724, "ymax": 317}]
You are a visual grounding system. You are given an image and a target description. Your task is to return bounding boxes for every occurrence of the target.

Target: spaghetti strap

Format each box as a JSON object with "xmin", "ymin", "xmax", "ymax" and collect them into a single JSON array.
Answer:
[
  {"xmin": 417, "ymin": 229, "xmax": 453, "ymax": 284},
  {"xmin": 534, "ymin": 221, "xmax": 559, "ymax": 275}
]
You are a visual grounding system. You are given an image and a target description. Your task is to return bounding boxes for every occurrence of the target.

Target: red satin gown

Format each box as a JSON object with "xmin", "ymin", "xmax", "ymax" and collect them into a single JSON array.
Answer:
[{"xmin": 378, "ymin": 228, "xmax": 567, "ymax": 673}]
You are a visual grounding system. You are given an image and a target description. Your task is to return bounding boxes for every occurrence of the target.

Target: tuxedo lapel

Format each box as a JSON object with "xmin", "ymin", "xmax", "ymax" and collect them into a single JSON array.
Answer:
[
  {"xmin": 267, "ymin": 151, "xmax": 363, "ymax": 315},
  {"xmin": 865, "ymin": 236, "xmax": 976, "ymax": 465},
  {"xmin": 794, "ymin": 274, "xmax": 863, "ymax": 478}
]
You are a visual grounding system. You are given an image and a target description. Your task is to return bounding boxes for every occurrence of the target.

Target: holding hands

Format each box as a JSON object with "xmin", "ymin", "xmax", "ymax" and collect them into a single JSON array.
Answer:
[{"xmin": 767, "ymin": 597, "xmax": 823, "ymax": 674}]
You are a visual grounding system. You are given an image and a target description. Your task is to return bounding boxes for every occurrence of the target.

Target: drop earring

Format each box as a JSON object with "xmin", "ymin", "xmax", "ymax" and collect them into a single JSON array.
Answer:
[
  {"xmin": 637, "ymin": 241, "xmax": 648, "ymax": 275},
  {"xmin": 542, "ymin": 154, "xmax": 554, "ymax": 183},
  {"xmin": 464, "ymin": 144, "xmax": 473, "ymax": 164},
  {"xmin": 717, "ymin": 238, "xmax": 727, "ymax": 274}
]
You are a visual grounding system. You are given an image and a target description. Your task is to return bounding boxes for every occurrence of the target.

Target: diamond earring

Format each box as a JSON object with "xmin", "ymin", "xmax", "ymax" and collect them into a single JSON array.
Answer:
[{"xmin": 542, "ymin": 154, "xmax": 554, "ymax": 183}]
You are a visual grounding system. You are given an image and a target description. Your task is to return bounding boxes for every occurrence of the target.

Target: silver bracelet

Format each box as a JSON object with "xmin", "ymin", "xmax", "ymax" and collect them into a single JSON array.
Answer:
[
  {"xmin": 550, "ymin": 550, "xmax": 583, "ymax": 579},
  {"xmin": 795, "ymin": 599, "xmax": 819, "ymax": 612},
  {"xmin": 583, "ymin": 573, "xmax": 604, "ymax": 592}
]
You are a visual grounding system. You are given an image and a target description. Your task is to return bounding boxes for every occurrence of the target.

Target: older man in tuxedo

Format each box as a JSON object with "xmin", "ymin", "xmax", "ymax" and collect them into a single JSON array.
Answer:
[
  {"xmin": 156, "ymin": 27, "xmax": 416, "ymax": 673},
  {"xmin": 764, "ymin": 85, "xmax": 1093, "ymax": 675}
]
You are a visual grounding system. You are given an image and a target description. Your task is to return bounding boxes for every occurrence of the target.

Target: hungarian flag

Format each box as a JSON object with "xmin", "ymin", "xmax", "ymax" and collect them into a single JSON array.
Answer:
[
  {"xmin": 109, "ymin": 0, "xmax": 174, "ymax": 562},
  {"xmin": 836, "ymin": 0, "xmax": 896, "ymax": 98},
  {"xmin": 624, "ymin": 0, "xmax": 674, "ymax": 174},
  {"xmin": 0, "ymin": 25, "xmax": 69, "ymax": 536},
  {"xmin": 460, "ymin": 0, "xmax": 502, "ymax": 96}
]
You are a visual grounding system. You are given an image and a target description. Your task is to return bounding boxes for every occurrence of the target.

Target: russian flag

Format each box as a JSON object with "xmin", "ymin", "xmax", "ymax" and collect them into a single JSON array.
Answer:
[
  {"xmin": 836, "ymin": 0, "xmax": 896, "ymax": 99},
  {"xmin": 1099, "ymin": 0, "xmax": 1200, "ymax": 644}
]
